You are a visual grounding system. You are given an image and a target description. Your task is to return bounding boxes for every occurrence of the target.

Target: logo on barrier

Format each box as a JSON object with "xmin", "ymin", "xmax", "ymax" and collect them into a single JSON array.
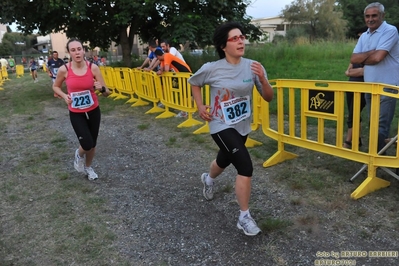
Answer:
[
  {"xmin": 309, "ymin": 90, "xmax": 334, "ymax": 114},
  {"xmin": 172, "ymin": 77, "xmax": 179, "ymax": 88}
]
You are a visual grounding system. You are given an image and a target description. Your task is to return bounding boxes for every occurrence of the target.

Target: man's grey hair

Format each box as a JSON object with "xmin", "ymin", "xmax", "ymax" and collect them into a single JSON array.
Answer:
[{"xmin": 364, "ymin": 2, "xmax": 385, "ymax": 14}]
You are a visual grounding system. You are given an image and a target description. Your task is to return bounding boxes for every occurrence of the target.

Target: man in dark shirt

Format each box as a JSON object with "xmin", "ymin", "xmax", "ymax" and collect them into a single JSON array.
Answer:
[
  {"xmin": 47, "ymin": 51, "xmax": 65, "ymax": 98},
  {"xmin": 47, "ymin": 51, "xmax": 65, "ymax": 81}
]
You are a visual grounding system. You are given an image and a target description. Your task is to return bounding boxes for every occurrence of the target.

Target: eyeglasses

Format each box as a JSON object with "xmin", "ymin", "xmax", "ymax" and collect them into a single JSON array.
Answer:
[{"xmin": 227, "ymin": 35, "xmax": 246, "ymax": 42}]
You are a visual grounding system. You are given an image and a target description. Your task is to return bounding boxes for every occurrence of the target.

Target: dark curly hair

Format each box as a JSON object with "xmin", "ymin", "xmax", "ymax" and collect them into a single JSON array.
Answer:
[{"xmin": 213, "ymin": 21, "xmax": 245, "ymax": 59}]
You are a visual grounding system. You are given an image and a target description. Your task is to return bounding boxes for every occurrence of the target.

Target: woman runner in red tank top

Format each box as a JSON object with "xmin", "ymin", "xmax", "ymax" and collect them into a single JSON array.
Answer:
[{"xmin": 52, "ymin": 39, "xmax": 110, "ymax": 181}]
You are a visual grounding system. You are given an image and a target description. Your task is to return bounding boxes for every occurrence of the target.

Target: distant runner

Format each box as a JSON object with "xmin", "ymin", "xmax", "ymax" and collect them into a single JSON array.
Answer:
[{"xmin": 47, "ymin": 51, "xmax": 65, "ymax": 98}]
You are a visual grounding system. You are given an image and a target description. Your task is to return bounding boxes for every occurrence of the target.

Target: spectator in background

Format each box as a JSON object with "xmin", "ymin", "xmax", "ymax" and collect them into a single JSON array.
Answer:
[
  {"xmin": 350, "ymin": 2, "xmax": 399, "ymax": 152},
  {"xmin": 343, "ymin": 28, "xmax": 367, "ymax": 149},
  {"xmin": 154, "ymin": 49, "xmax": 192, "ymax": 118},
  {"xmin": 154, "ymin": 49, "xmax": 191, "ymax": 74},
  {"xmin": 8, "ymin": 56, "xmax": 15, "ymax": 73},
  {"xmin": 0, "ymin": 56, "xmax": 8, "ymax": 69},
  {"xmin": 29, "ymin": 57, "xmax": 38, "ymax": 83},
  {"xmin": 93, "ymin": 55, "xmax": 98, "ymax": 65},
  {"xmin": 38, "ymin": 57, "xmax": 45, "ymax": 70},
  {"xmin": 100, "ymin": 56, "xmax": 106, "ymax": 66},
  {"xmin": 343, "ymin": 63, "xmax": 366, "ymax": 149},
  {"xmin": 47, "ymin": 51, "xmax": 65, "ymax": 98},
  {"xmin": 137, "ymin": 39, "xmax": 161, "ymax": 71},
  {"xmin": 160, "ymin": 40, "xmax": 185, "ymax": 62}
]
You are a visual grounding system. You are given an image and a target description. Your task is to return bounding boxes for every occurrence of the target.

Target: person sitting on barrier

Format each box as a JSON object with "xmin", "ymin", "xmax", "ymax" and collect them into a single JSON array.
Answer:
[
  {"xmin": 160, "ymin": 39, "xmax": 186, "ymax": 62},
  {"xmin": 154, "ymin": 49, "xmax": 191, "ymax": 74},
  {"xmin": 343, "ymin": 63, "xmax": 366, "ymax": 149},
  {"xmin": 155, "ymin": 49, "xmax": 192, "ymax": 118},
  {"xmin": 351, "ymin": 2, "xmax": 399, "ymax": 153},
  {"xmin": 145, "ymin": 41, "xmax": 162, "ymax": 72},
  {"xmin": 137, "ymin": 39, "xmax": 161, "ymax": 71},
  {"xmin": 188, "ymin": 21, "xmax": 274, "ymax": 236}
]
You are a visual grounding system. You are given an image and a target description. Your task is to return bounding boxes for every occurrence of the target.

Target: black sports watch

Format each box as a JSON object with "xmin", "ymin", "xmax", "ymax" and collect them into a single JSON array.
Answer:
[{"xmin": 100, "ymin": 86, "xmax": 106, "ymax": 93}]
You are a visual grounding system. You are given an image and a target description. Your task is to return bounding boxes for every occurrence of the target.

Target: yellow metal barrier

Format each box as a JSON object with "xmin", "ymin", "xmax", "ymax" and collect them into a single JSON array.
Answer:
[
  {"xmin": 99, "ymin": 66, "xmax": 107, "ymax": 84},
  {"xmin": 16, "ymin": 65, "xmax": 24, "ymax": 78},
  {"xmin": 246, "ymin": 87, "xmax": 263, "ymax": 147},
  {"xmin": 1, "ymin": 66, "xmax": 9, "ymax": 81},
  {"xmin": 112, "ymin": 67, "xmax": 135, "ymax": 102},
  {"xmin": 0, "ymin": 71, "xmax": 3, "ymax": 90},
  {"xmin": 130, "ymin": 69, "xmax": 165, "ymax": 113},
  {"xmin": 192, "ymin": 85, "xmax": 210, "ymax": 134},
  {"xmin": 158, "ymin": 72, "xmax": 202, "ymax": 128},
  {"xmin": 261, "ymin": 79, "xmax": 399, "ymax": 199},
  {"xmin": 101, "ymin": 67, "xmax": 262, "ymax": 134},
  {"xmin": 102, "ymin": 67, "xmax": 119, "ymax": 98}
]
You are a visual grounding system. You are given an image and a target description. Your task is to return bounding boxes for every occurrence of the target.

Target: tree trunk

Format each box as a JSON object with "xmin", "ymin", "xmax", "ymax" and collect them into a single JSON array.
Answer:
[{"xmin": 119, "ymin": 27, "xmax": 132, "ymax": 67}]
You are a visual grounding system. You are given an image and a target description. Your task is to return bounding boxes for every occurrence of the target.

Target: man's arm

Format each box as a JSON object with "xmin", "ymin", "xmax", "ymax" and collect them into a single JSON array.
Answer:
[
  {"xmin": 146, "ymin": 58, "xmax": 160, "ymax": 71},
  {"xmin": 362, "ymin": 50, "xmax": 388, "ymax": 65},
  {"xmin": 137, "ymin": 57, "xmax": 150, "ymax": 69},
  {"xmin": 345, "ymin": 63, "xmax": 364, "ymax": 77},
  {"xmin": 351, "ymin": 50, "xmax": 388, "ymax": 65},
  {"xmin": 351, "ymin": 50, "xmax": 373, "ymax": 64}
]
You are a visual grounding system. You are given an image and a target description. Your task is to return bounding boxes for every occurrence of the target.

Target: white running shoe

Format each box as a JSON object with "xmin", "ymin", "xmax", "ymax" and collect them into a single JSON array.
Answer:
[
  {"xmin": 74, "ymin": 149, "xmax": 85, "ymax": 173},
  {"xmin": 175, "ymin": 111, "xmax": 187, "ymax": 118},
  {"xmin": 237, "ymin": 215, "xmax": 261, "ymax": 236},
  {"xmin": 85, "ymin": 167, "xmax": 98, "ymax": 181},
  {"xmin": 201, "ymin": 173, "xmax": 214, "ymax": 200}
]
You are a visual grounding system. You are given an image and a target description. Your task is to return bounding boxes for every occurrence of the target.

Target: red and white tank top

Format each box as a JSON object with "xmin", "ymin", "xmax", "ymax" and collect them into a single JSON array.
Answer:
[{"xmin": 66, "ymin": 61, "xmax": 99, "ymax": 113}]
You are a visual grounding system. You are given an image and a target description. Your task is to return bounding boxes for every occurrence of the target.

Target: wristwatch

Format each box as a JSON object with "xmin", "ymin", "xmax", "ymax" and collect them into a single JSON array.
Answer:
[{"xmin": 100, "ymin": 86, "xmax": 106, "ymax": 93}]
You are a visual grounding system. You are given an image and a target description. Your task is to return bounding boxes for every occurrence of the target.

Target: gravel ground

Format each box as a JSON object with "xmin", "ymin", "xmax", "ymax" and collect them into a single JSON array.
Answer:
[{"xmin": 41, "ymin": 95, "xmax": 399, "ymax": 266}]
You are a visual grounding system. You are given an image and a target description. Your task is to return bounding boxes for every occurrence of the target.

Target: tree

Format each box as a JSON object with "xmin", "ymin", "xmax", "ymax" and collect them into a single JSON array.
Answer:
[
  {"xmin": 282, "ymin": 0, "xmax": 347, "ymax": 41},
  {"xmin": 0, "ymin": 32, "xmax": 33, "ymax": 56},
  {"xmin": 338, "ymin": 0, "xmax": 399, "ymax": 38},
  {"xmin": 0, "ymin": 40, "xmax": 13, "ymax": 56},
  {"xmin": 0, "ymin": 0, "xmax": 263, "ymax": 67}
]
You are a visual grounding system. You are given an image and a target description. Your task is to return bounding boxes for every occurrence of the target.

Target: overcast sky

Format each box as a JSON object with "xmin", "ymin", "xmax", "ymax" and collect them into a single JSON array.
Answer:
[{"xmin": 246, "ymin": 0, "xmax": 293, "ymax": 18}]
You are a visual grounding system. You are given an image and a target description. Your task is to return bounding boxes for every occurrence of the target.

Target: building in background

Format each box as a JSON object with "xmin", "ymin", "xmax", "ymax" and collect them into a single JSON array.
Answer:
[
  {"xmin": 0, "ymin": 24, "xmax": 7, "ymax": 44},
  {"xmin": 250, "ymin": 16, "xmax": 289, "ymax": 43}
]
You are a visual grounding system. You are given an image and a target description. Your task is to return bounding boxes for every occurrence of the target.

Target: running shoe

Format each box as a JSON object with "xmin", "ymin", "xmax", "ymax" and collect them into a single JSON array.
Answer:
[
  {"xmin": 74, "ymin": 149, "xmax": 85, "ymax": 173},
  {"xmin": 175, "ymin": 111, "xmax": 187, "ymax": 118},
  {"xmin": 237, "ymin": 215, "xmax": 261, "ymax": 236},
  {"xmin": 85, "ymin": 167, "xmax": 98, "ymax": 181},
  {"xmin": 201, "ymin": 173, "xmax": 214, "ymax": 200}
]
